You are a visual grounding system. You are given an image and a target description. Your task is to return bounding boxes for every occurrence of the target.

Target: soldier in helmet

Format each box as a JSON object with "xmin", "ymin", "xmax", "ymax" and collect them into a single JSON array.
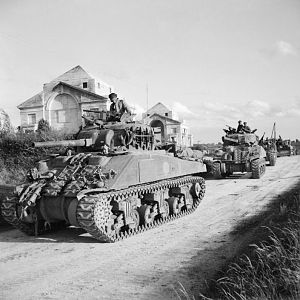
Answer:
[
  {"xmin": 236, "ymin": 120, "xmax": 243, "ymax": 133},
  {"xmin": 108, "ymin": 93, "xmax": 132, "ymax": 122},
  {"xmin": 242, "ymin": 121, "xmax": 251, "ymax": 133}
]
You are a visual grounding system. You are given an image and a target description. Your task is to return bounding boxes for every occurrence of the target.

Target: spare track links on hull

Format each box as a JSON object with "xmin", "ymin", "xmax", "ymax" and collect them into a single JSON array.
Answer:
[{"xmin": 77, "ymin": 175, "xmax": 205, "ymax": 243}]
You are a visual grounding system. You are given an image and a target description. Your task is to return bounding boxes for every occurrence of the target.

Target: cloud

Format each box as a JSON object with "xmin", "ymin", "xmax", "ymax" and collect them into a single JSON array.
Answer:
[
  {"xmin": 260, "ymin": 40, "xmax": 298, "ymax": 58},
  {"xmin": 191, "ymin": 99, "xmax": 299, "ymax": 128},
  {"xmin": 171, "ymin": 101, "xmax": 198, "ymax": 120},
  {"xmin": 127, "ymin": 101, "xmax": 145, "ymax": 119},
  {"xmin": 244, "ymin": 100, "xmax": 271, "ymax": 118},
  {"xmin": 274, "ymin": 98, "xmax": 300, "ymax": 117},
  {"xmin": 276, "ymin": 41, "xmax": 297, "ymax": 56}
]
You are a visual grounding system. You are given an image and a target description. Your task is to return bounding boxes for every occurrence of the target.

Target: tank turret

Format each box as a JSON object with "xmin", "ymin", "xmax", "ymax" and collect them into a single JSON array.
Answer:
[{"xmin": 33, "ymin": 119, "xmax": 155, "ymax": 154}]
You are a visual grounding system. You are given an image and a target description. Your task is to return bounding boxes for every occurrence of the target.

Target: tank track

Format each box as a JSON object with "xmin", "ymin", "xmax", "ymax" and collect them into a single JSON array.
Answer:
[
  {"xmin": 76, "ymin": 175, "xmax": 205, "ymax": 242},
  {"xmin": 1, "ymin": 195, "xmax": 46, "ymax": 235},
  {"xmin": 1, "ymin": 195, "xmax": 66, "ymax": 236}
]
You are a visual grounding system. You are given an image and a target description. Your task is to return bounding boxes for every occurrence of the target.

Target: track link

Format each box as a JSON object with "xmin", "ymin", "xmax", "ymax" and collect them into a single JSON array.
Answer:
[{"xmin": 76, "ymin": 175, "xmax": 205, "ymax": 242}]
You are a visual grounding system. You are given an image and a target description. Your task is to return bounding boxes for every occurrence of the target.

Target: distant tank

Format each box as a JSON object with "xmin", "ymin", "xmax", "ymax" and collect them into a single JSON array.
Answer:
[
  {"xmin": 276, "ymin": 139, "xmax": 295, "ymax": 157},
  {"xmin": 1, "ymin": 111, "xmax": 206, "ymax": 242},
  {"xmin": 205, "ymin": 128, "xmax": 266, "ymax": 179}
]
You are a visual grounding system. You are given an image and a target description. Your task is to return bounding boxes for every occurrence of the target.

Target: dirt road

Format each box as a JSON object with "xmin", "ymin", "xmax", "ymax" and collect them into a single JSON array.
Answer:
[{"xmin": 1, "ymin": 156, "xmax": 300, "ymax": 300}]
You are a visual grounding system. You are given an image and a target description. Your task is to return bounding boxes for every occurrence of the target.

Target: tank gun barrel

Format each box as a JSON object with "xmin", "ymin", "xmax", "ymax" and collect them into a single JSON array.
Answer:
[
  {"xmin": 33, "ymin": 138, "xmax": 93, "ymax": 148},
  {"xmin": 83, "ymin": 109, "xmax": 105, "ymax": 114}
]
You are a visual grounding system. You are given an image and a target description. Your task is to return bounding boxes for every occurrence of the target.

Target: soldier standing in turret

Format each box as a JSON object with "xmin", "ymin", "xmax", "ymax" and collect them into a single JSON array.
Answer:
[
  {"xmin": 243, "ymin": 121, "xmax": 251, "ymax": 133},
  {"xmin": 237, "ymin": 120, "xmax": 243, "ymax": 133},
  {"xmin": 108, "ymin": 93, "xmax": 132, "ymax": 122}
]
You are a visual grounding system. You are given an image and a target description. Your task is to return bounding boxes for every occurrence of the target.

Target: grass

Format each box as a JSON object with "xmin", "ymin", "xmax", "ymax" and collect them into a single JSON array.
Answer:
[
  {"xmin": 175, "ymin": 185, "xmax": 300, "ymax": 300},
  {"xmin": 198, "ymin": 187, "xmax": 300, "ymax": 300}
]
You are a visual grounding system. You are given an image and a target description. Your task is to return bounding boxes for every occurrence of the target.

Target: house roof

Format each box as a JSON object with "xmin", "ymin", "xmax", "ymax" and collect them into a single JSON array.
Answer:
[
  {"xmin": 146, "ymin": 102, "xmax": 170, "ymax": 113},
  {"xmin": 149, "ymin": 113, "xmax": 181, "ymax": 124},
  {"xmin": 51, "ymin": 65, "xmax": 111, "ymax": 88},
  {"xmin": 18, "ymin": 92, "xmax": 43, "ymax": 109},
  {"xmin": 18, "ymin": 81, "xmax": 108, "ymax": 109},
  {"xmin": 52, "ymin": 81, "xmax": 107, "ymax": 101},
  {"xmin": 51, "ymin": 65, "xmax": 93, "ymax": 83}
]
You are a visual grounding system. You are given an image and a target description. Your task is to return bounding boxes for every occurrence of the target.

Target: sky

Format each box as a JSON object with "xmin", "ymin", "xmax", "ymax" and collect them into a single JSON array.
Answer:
[{"xmin": 0, "ymin": 0, "xmax": 299, "ymax": 142}]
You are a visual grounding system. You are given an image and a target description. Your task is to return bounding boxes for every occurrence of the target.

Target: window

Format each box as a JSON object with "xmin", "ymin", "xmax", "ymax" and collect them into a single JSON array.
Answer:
[
  {"xmin": 97, "ymin": 82, "xmax": 100, "ymax": 89},
  {"xmin": 28, "ymin": 114, "xmax": 36, "ymax": 125},
  {"xmin": 172, "ymin": 128, "xmax": 177, "ymax": 134},
  {"xmin": 165, "ymin": 113, "xmax": 168, "ymax": 117},
  {"xmin": 54, "ymin": 110, "xmax": 66, "ymax": 123},
  {"xmin": 83, "ymin": 82, "xmax": 88, "ymax": 88}
]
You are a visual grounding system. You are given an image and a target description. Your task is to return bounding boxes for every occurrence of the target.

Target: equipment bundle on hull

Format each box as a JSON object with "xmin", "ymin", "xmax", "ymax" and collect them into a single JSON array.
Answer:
[{"xmin": 1, "ymin": 112, "xmax": 206, "ymax": 242}]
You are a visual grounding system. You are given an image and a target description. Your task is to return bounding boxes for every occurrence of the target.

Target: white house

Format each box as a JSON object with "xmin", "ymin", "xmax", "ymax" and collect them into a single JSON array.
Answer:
[
  {"xmin": 18, "ymin": 65, "xmax": 113, "ymax": 133},
  {"xmin": 142, "ymin": 102, "xmax": 193, "ymax": 147}
]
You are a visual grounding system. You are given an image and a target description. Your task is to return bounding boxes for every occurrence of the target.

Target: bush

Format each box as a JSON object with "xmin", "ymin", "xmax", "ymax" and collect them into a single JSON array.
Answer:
[
  {"xmin": 0, "ymin": 129, "xmax": 75, "ymax": 184},
  {"xmin": 37, "ymin": 118, "xmax": 50, "ymax": 134}
]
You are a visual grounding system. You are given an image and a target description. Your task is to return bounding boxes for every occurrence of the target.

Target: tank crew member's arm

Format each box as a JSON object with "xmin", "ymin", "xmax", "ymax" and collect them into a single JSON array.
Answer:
[{"xmin": 120, "ymin": 100, "xmax": 132, "ymax": 115}]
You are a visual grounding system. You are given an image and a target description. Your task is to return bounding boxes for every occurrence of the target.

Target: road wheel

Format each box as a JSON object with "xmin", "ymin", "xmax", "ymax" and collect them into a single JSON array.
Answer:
[
  {"xmin": 130, "ymin": 209, "xmax": 140, "ymax": 230},
  {"xmin": 269, "ymin": 152, "xmax": 277, "ymax": 166},
  {"xmin": 167, "ymin": 197, "xmax": 181, "ymax": 215},
  {"xmin": 191, "ymin": 182, "xmax": 201, "ymax": 199},
  {"xmin": 138, "ymin": 204, "xmax": 154, "ymax": 225},
  {"xmin": 251, "ymin": 159, "xmax": 265, "ymax": 179},
  {"xmin": 211, "ymin": 162, "xmax": 222, "ymax": 179},
  {"xmin": 251, "ymin": 159, "xmax": 260, "ymax": 178},
  {"xmin": 162, "ymin": 201, "xmax": 170, "ymax": 218}
]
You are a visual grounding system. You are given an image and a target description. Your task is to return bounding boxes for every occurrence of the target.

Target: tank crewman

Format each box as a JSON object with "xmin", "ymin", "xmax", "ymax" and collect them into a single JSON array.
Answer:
[
  {"xmin": 236, "ymin": 120, "xmax": 244, "ymax": 133},
  {"xmin": 108, "ymin": 93, "xmax": 132, "ymax": 122},
  {"xmin": 242, "ymin": 121, "xmax": 251, "ymax": 133}
]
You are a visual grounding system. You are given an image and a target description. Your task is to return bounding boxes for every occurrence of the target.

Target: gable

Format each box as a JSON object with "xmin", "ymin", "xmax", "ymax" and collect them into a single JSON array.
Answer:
[
  {"xmin": 18, "ymin": 92, "xmax": 43, "ymax": 109},
  {"xmin": 52, "ymin": 82, "xmax": 107, "ymax": 101},
  {"xmin": 147, "ymin": 102, "xmax": 170, "ymax": 114},
  {"xmin": 149, "ymin": 113, "xmax": 181, "ymax": 124},
  {"xmin": 51, "ymin": 65, "xmax": 92, "ymax": 83}
]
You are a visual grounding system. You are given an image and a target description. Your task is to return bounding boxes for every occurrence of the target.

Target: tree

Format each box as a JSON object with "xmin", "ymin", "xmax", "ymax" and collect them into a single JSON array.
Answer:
[{"xmin": 0, "ymin": 108, "xmax": 14, "ymax": 135}]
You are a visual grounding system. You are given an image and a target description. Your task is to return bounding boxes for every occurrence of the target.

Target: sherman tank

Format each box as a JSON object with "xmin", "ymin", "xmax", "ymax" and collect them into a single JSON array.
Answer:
[
  {"xmin": 1, "ymin": 112, "xmax": 206, "ymax": 242},
  {"xmin": 205, "ymin": 129, "xmax": 266, "ymax": 179},
  {"xmin": 276, "ymin": 139, "xmax": 295, "ymax": 157}
]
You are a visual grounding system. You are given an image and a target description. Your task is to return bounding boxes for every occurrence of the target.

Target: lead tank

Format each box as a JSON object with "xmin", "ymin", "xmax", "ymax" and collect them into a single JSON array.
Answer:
[{"xmin": 1, "ymin": 115, "xmax": 206, "ymax": 242}]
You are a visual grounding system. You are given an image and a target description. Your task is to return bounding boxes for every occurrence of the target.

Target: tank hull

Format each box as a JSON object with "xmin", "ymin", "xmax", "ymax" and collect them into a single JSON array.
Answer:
[{"xmin": 1, "ymin": 151, "xmax": 206, "ymax": 242}]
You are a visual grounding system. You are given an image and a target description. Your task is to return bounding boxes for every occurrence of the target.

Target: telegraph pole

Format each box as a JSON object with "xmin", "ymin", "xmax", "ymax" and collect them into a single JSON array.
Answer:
[{"xmin": 146, "ymin": 83, "xmax": 149, "ymax": 112}]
